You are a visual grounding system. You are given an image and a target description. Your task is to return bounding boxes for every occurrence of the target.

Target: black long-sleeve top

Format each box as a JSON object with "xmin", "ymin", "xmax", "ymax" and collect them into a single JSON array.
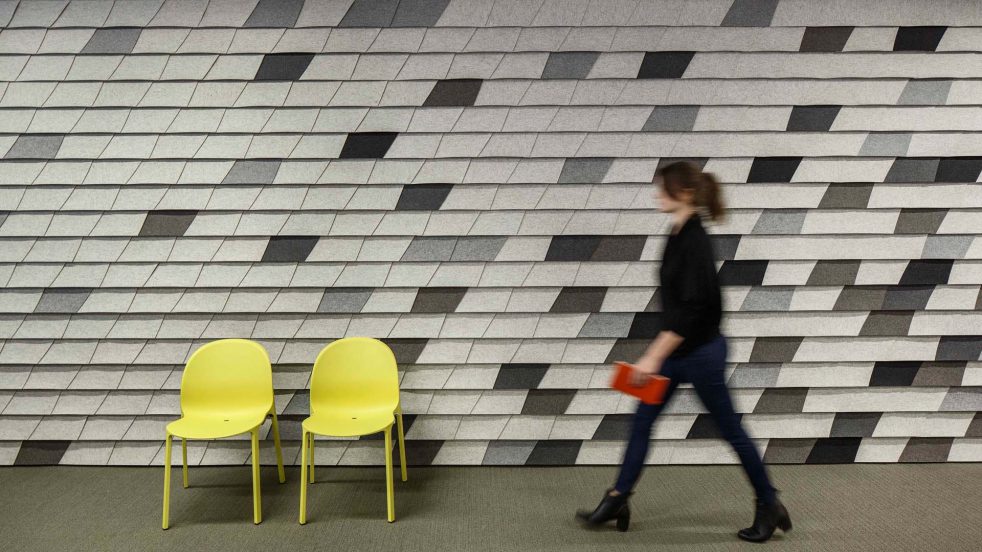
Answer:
[{"xmin": 659, "ymin": 212, "xmax": 722, "ymax": 358}]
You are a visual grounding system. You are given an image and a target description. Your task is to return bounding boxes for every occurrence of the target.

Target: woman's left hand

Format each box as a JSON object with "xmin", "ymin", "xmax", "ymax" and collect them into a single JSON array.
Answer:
[{"xmin": 629, "ymin": 356, "xmax": 661, "ymax": 386}]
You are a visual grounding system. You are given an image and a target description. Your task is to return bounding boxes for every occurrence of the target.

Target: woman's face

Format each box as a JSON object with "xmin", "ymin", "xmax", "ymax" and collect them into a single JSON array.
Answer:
[{"xmin": 655, "ymin": 177, "xmax": 692, "ymax": 213}]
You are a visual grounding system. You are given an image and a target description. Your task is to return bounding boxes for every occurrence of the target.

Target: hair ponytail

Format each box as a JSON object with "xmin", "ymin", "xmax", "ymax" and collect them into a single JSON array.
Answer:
[{"xmin": 655, "ymin": 161, "xmax": 726, "ymax": 222}]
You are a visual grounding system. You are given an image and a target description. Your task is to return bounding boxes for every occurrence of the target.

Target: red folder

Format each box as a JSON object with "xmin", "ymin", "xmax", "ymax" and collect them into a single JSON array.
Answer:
[{"xmin": 611, "ymin": 361, "xmax": 671, "ymax": 405}]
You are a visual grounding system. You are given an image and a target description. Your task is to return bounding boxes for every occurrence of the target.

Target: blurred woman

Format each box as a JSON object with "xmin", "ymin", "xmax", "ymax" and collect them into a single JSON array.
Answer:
[{"xmin": 576, "ymin": 161, "xmax": 792, "ymax": 543}]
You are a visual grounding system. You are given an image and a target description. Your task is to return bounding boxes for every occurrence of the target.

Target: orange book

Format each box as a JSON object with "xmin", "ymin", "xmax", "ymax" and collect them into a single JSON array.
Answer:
[{"xmin": 611, "ymin": 361, "xmax": 671, "ymax": 405}]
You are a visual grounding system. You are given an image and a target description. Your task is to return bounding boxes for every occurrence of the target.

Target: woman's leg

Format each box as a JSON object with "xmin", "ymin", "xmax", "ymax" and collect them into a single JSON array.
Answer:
[
  {"xmin": 689, "ymin": 337, "xmax": 776, "ymax": 504},
  {"xmin": 613, "ymin": 367, "xmax": 680, "ymax": 495}
]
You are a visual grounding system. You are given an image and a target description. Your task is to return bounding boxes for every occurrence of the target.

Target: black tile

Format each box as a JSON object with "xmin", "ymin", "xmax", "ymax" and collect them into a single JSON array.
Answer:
[
  {"xmin": 592, "ymin": 414, "xmax": 633, "ymax": 440},
  {"xmin": 718, "ymin": 260, "xmax": 768, "ymax": 286},
  {"xmin": 550, "ymin": 287, "xmax": 607, "ymax": 313},
  {"xmin": 637, "ymin": 51, "xmax": 695, "ymax": 79},
  {"xmin": 423, "ymin": 79, "xmax": 482, "ymax": 107},
  {"xmin": 14, "ymin": 441, "xmax": 71, "ymax": 465},
  {"xmin": 818, "ymin": 182, "xmax": 873, "ymax": 209},
  {"xmin": 807, "ymin": 260, "xmax": 860, "ymax": 286},
  {"xmin": 748, "ymin": 337, "xmax": 803, "ymax": 363},
  {"xmin": 753, "ymin": 388, "xmax": 808, "ymax": 413},
  {"xmin": 899, "ymin": 260, "xmax": 952, "ymax": 285},
  {"xmin": 545, "ymin": 236, "xmax": 602, "ymax": 262},
  {"xmin": 830, "ymin": 412, "xmax": 881, "ymax": 438},
  {"xmin": 339, "ymin": 132, "xmax": 398, "ymax": 159},
  {"xmin": 805, "ymin": 437, "xmax": 861, "ymax": 464},
  {"xmin": 709, "ymin": 235, "xmax": 741, "ymax": 261},
  {"xmin": 495, "ymin": 364, "xmax": 549, "ymax": 390},
  {"xmin": 261, "ymin": 236, "xmax": 318, "ymax": 262},
  {"xmin": 746, "ymin": 157, "xmax": 802, "ymax": 183},
  {"xmin": 799, "ymin": 26, "xmax": 853, "ymax": 52},
  {"xmin": 522, "ymin": 389, "xmax": 575, "ymax": 415},
  {"xmin": 936, "ymin": 336, "xmax": 982, "ymax": 362},
  {"xmin": 870, "ymin": 361, "xmax": 921, "ymax": 386},
  {"xmin": 882, "ymin": 285, "xmax": 934, "ymax": 310},
  {"xmin": 786, "ymin": 105, "xmax": 841, "ymax": 131},
  {"xmin": 525, "ymin": 440, "xmax": 581, "ymax": 465},
  {"xmin": 893, "ymin": 26, "xmax": 947, "ymax": 51},
  {"xmin": 139, "ymin": 210, "xmax": 197, "ymax": 237},
  {"xmin": 401, "ymin": 440, "xmax": 443, "ymax": 466},
  {"xmin": 254, "ymin": 53, "xmax": 315, "ymax": 81},
  {"xmin": 935, "ymin": 157, "xmax": 982, "ymax": 182},
  {"xmin": 687, "ymin": 413, "xmax": 744, "ymax": 438},
  {"xmin": 396, "ymin": 184, "xmax": 453, "ymax": 211},
  {"xmin": 411, "ymin": 287, "xmax": 466, "ymax": 313},
  {"xmin": 592, "ymin": 236, "xmax": 646, "ymax": 261},
  {"xmin": 627, "ymin": 313, "xmax": 662, "ymax": 339},
  {"xmin": 381, "ymin": 338, "xmax": 428, "ymax": 364},
  {"xmin": 656, "ymin": 157, "xmax": 707, "ymax": 171}
]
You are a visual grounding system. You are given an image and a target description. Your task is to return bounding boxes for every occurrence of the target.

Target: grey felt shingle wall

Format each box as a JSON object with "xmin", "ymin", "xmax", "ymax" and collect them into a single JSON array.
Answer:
[{"xmin": 1, "ymin": 0, "xmax": 982, "ymax": 467}]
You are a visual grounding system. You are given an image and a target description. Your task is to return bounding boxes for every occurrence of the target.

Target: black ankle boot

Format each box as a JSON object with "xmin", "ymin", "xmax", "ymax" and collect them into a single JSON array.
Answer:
[
  {"xmin": 575, "ymin": 488, "xmax": 632, "ymax": 532},
  {"xmin": 737, "ymin": 497, "xmax": 792, "ymax": 542}
]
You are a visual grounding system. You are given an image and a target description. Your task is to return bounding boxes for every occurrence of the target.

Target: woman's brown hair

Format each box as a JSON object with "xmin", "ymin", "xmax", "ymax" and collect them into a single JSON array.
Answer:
[{"xmin": 655, "ymin": 161, "xmax": 725, "ymax": 222}]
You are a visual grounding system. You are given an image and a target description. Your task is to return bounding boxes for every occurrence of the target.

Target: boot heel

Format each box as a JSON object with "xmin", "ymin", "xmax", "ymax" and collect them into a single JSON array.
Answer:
[
  {"xmin": 616, "ymin": 509, "xmax": 630, "ymax": 532},
  {"xmin": 778, "ymin": 515, "xmax": 792, "ymax": 532}
]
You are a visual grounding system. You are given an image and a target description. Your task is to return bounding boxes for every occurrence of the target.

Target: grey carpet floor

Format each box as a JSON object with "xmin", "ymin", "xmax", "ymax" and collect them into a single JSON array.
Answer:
[{"xmin": 1, "ymin": 464, "xmax": 980, "ymax": 552}]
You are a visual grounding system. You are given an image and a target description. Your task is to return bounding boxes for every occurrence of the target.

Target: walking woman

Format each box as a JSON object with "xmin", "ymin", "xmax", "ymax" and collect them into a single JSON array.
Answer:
[{"xmin": 576, "ymin": 161, "xmax": 792, "ymax": 543}]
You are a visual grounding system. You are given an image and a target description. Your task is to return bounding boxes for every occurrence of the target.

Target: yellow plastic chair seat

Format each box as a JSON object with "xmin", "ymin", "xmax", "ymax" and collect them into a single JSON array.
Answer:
[
  {"xmin": 302, "ymin": 409, "xmax": 394, "ymax": 438},
  {"xmin": 167, "ymin": 412, "xmax": 268, "ymax": 440}
]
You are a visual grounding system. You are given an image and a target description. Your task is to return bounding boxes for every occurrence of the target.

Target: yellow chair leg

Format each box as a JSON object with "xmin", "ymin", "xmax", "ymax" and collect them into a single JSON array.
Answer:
[
  {"xmin": 309, "ymin": 432, "xmax": 315, "ymax": 484},
  {"xmin": 162, "ymin": 434, "xmax": 172, "ymax": 530},
  {"xmin": 270, "ymin": 410, "xmax": 286, "ymax": 484},
  {"xmin": 181, "ymin": 438, "xmax": 189, "ymax": 488},
  {"xmin": 299, "ymin": 430, "xmax": 308, "ymax": 525},
  {"xmin": 251, "ymin": 429, "xmax": 262, "ymax": 524},
  {"xmin": 384, "ymin": 427, "xmax": 395, "ymax": 522},
  {"xmin": 396, "ymin": 412, "xmax": 407, "ymax": 482}
]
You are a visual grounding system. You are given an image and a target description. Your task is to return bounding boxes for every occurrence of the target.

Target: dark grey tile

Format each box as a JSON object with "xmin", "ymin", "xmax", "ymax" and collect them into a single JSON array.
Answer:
[
  {"xmin": 81, "ymin": 28, "xmax": 141, "ymax": 54},
  {"xmin": 423, "ymin": 79, "xmax": 482, "ymax": 107},
  {"xmin": 483, "ymin": 440, "xmax": 535, "ymax": 465},
  {"xmin": 884, "ymin": 157, "xmax": 939, "ymax": 183},
  {"xmin": 245, "ymin": 0, "xmax": 304, "ymax": 27},
  {"xmin": 222, "ymin": 160, "xmax": 281, "ymax": 184},
  {"xmin": 882, "ymin": 285, "xmax": 933, "ymax": 310},
  {"xmin": 935, "ymin": 337, "xmax": 982, "ymax": 362},
  {"xmin": 807, "ymin": 260, "xmax": 860, "ymax": 286},
  {"xmin": 411, "ymin": 287, "xmax": 466, "ymax": 313},
  {"xmin": 396, "ymin": 184, "xmax": 453, "ymax": 210},
  {"xmin": 818, "ymin": 182, "xmax": 872, "ymax": 209},
  {"xmin": 642, "ymin": 106, "xmax": 699, "ymax": 131},
  {"xmin": 786, "ymin": 105, "xmax": 841, "ymax": 131},
  {"xmin": 746, "ymin": 157, "xmax": 801, "ymax": 183},
  {"xmin": 542, "ymin": 51, "xmax": 600, "ymax": 79},
  {"xmin": 763, "ymin": 438, "xmax": 814, "ymax": 463},
  {"xmin": 718, "ymin": 260, "xmax": 768, "ymax": 286},
  {"xmin": 521, "ymin": 390, "xmax": 575, "ymax": 415},
  {"xmin": 402, "ymin": 237, "xmax": 457, "ymax": 261},
  {"xmin": 4, "ymin": 135, "xmax": 64, "ymax": 159},
  {"xmin": 859, "ymin": 311, "xmax": 914, "ymax": 336},
  {"xmin": 261, "ymin": 236, "xmax": 318, "ymax": 262},
  {"xmin": 687, "ymin": 413, "xmax": 744, "ymax": 438},
  {"xmin": 558, "ymin": 158, "xmax": 613, "ymax": 184},
  {"xmin": 592, "ymin": 236, "xmax": 646, "ymax": 261},
  {"xmin": 391, "ymin": 0, "xmax": 451, "ymax": 26},
  {"xmin": 799, "ymin": 27, "xmax": 853, "ymax": 52},
  {"xmin": 895, "ymin": 208, "xmax": 947, "ymax": 234},
  {"xmin": 550, "ymin": 287, "xmax": 606, "ymax": 313},
  {"xmin": 830, "ymin": 412, "xmax": 881, "ymax": 438},
  {"xmin": 753, "ymin": 388, "xmax": 807, "ymax": 413},
  {"xmin": 401, "ymin": 440, "xmax": 443, "ymax": 466},
  {"xmin": 318, "ymin": 288, "xmax": 373, "ymax": 313},
  {"xmin": 935, "ymin": 157, "xmax": 982, "ymax": 182},
  {"xmin": 806, "ymin": 437, "xmax": 861, "ymax": 464},
  {"xmin": 604, "ymin": 339, "xmax": 650, "ymax": 363},
  {"xmin": 709, "ymin": 234, "xmax": 740, "ymax": 260},
  {"xmin": 139, "ymin": 210, "xmax": 197, "ymax": 237},
  {"xmin": 35, "ymin": 288, "xmax": 91, "ymax": 314},
  {"xmin": 748, "ymin": 337, "xmax": 802, "ymax": 363},
  {"xmin": 339, "ymin": 0, "xmax": 400, "ymax": 27},
  {"xmin": 627, "ymin": 312, "xmax": 660, "ymax": 339},
  {"xmin": 833, "ymin": 286, "xmax": 887, "ymax": 310},
  {"xmin": 912, "ymin": 362, "xmax": 965, "ymax": 386},
  {"xmin": 494, "ymin": 363, "xmax": 549, "ymax": 389},
  {"xmin": 899, "ymin": 437, "xmax": 952, "ymax": 462},
  {"xmin": 382, "ymin": 338, "xmax": 428, "ymax": 364},
  {"xmin": 592, "ymin": 414, "xmax": 632, "ymax": 440},
  {"xmin": 545, "ymin": 236, "xmax": 601, "ymax": 262},
  {"xmin": 14, "ymin": 441, "xmax": 71, "ymax": 465},
  {"xmin": 637, "ymin": 51, "xmax": 694, "ymax": 78},
  {"xmin": 721, "ymin": 0, "xmax": 779, "ymax": 26},
  {"xmin": 255, "ymin": 53, "xmax": 315, "ymax": 81},
  {"xmin": 899, "ymin": 260, "xmax": 952, "ymax": 285},
  {"xmin": 966, "ymin": 412, "xmax": 982, "ymax": 438},
  {"xmin": 657, "ymin": 157, "xmax": 707, "ymax": 170},
  {"xmin": 525, "ymin": 440, "xmax": 581, "ymax": 465},
  {"xmin": 450, "ymin": 237, "xmax": 505, "ymax": 262}
]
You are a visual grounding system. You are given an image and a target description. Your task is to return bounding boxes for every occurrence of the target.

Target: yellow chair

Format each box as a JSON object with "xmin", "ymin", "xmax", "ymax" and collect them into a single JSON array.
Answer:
[
  {"xmin": 162, "ymin": 339, "xmax": 286, "ymax": 529},
  {"xmin": 299, "ymin": 337, "xmax": 407, "ymax": 524}
]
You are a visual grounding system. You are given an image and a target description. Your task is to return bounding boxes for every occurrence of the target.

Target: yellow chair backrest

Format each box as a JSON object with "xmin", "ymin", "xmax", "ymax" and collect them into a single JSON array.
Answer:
[
  {"xmin": 181, "ymin": 339, "xmax": 274, "ymax": 416},
  {"xmin": 310, "ymin": 337, "xmax": 399, "ymax": 414}
]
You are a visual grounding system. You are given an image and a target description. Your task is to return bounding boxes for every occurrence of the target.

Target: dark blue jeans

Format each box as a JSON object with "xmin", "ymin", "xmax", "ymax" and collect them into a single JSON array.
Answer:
[{"xmin": 614, "ymin": 334, "xmax": 777, "ymax": 504}]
